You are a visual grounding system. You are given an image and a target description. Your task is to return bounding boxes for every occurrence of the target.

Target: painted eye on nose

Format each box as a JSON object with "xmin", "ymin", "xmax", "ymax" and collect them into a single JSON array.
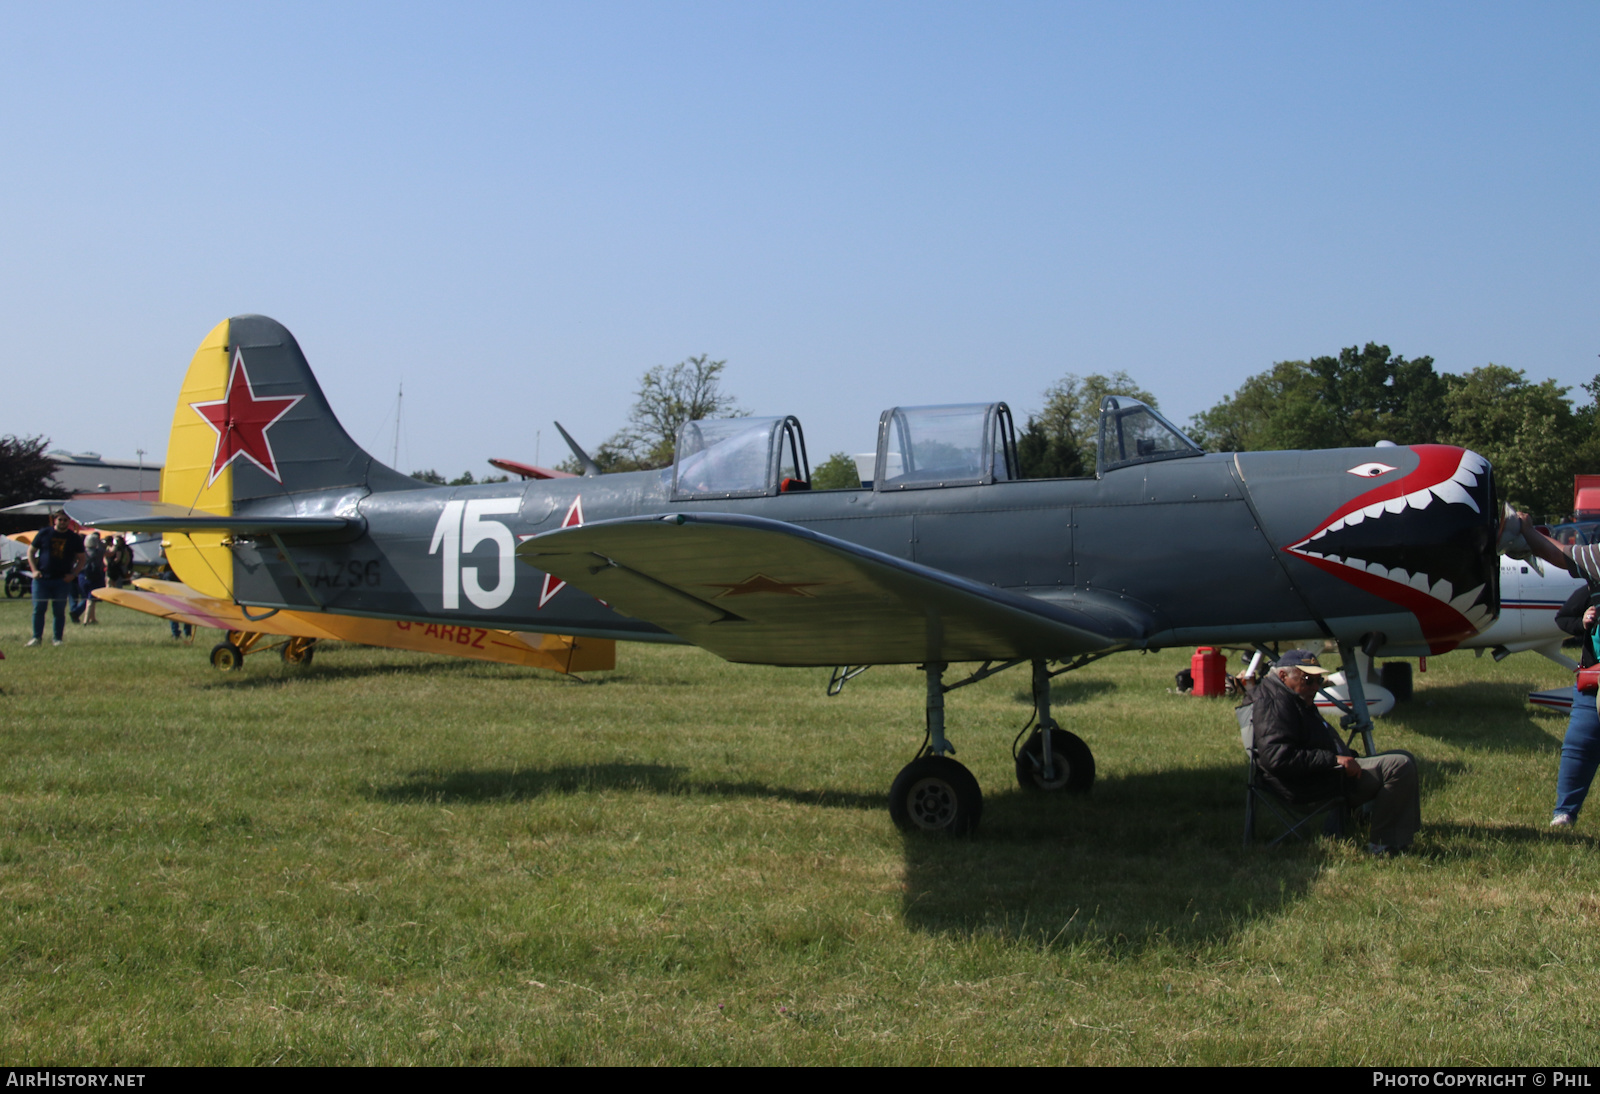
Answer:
[{"xmin": 1346, "ymin": 462, "xmax": 1397, "ymax": 478}]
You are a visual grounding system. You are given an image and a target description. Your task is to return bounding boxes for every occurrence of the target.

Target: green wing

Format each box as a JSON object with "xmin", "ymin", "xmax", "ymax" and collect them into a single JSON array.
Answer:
[{"xmin": 519, "ymin": 513, "xmax": 1154, "ymax": 666}]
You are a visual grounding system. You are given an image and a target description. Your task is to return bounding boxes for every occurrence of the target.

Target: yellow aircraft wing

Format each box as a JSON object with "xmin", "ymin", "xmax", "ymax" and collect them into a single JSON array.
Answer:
[{"xmin": 95, "ymin": 579, "xmax": 614, "ymax": 674}]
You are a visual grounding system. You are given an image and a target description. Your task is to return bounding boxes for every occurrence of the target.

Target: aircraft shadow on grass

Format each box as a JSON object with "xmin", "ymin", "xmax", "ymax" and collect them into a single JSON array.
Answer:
[
  {"xmin": 372, "ymin": 759, "xmax": 1355, "ymax": 948},
  {"xmin": 370, "ymin": 753, "xmax": 1509, "ymax": 947},
  {"xmin": 1396, "ymin": 682, "xmax": 1565, "ymax": 753},
  {"xmin": 893, "ymin": 757, "xmax": 1485, "ymax": 947},
  {"xmin": 197, "ymin": 657, "xmax": 615, "ymax": 690},
  {"xmin": 372, "ymin": 764, "xmax": 886, "ymax": 812}
]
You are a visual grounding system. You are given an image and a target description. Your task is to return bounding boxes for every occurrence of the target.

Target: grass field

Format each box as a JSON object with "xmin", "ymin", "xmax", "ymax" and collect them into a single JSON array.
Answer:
[{"xmin": 2, "ymin": 596, "xmax": 1597, "ymax": 1065}]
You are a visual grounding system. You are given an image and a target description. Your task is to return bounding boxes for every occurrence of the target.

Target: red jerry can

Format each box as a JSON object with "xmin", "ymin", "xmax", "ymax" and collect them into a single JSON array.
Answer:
[{"xmin": 1191, "ymin": 647, "xmax": 1227, "ymax": 698}]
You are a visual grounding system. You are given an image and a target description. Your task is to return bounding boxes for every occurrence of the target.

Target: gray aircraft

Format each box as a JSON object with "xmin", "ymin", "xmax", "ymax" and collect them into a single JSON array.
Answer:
[{"xmin": 69, "ymin": 315, "xmax": 1501, "ymax": 835}]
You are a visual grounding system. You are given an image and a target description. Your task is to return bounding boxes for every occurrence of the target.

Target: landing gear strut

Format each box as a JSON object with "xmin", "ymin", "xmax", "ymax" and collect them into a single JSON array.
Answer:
[
  {"xmin": 888, "ymin": 662, "xmax": 983, "ymax": 836},
  {"xmin": 1015, "ymin": 659, "xmax": 1095, "ymax": 793},
  {"xmin": 885, "ymin": 656, "xmax": 1103, "ymax": 836}
]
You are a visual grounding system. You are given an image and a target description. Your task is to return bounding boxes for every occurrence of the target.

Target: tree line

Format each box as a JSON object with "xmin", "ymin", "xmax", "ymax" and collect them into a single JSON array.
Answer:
[
  {"xmin": 1183, "ymin": 344, "xmax": 1600, "ymax": 518},
  {"xmin": 1010, "ymin": 345, "xmax": 1600, "ymax": 518}
]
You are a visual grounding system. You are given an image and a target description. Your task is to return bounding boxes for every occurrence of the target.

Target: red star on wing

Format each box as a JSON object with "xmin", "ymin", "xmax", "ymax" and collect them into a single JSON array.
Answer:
[{"xmin": 190, "ymin": 349, "xmax": 304, "ymax": 486}]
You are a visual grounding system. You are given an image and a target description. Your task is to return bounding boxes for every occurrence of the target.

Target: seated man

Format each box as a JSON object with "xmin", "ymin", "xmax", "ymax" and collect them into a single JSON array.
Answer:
[{"xmin": 1252, "ymin": 649, "xmax": 1421, "ymax": 854}]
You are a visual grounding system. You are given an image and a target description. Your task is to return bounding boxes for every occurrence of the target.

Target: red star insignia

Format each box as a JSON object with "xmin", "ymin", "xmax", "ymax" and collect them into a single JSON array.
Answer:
[
  {"xmin": 190, "ymin": 349, "xmax": 303, "ymax": 486},
  {"xmin": 703, "ymin": 573, "xmax": 823, "ymax": 598},
  {"xmin": 539, "ymin": 496, "xmax": 585, "ymax": 607}
]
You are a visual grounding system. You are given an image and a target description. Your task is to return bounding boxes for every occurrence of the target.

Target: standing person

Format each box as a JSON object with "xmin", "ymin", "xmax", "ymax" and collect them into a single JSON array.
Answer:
[
  {"xmin": 105, "ymin": 536, "xmax": 132, "ymax": 589},
  {"xmin": 155, "ymin": 548, "xmax": 192, "ymax": 641},
  {"xmin": 26, "ymin": 511, "xmax": 86, "ymax": 647},
  {"xmin": 79, "ymin": 532, "xmax": 106, "ymax": 625},
  {"xmin": 1550, "ymin": 584, "xmax": 1600, "ymax": 827},
  {"xmin": 1501, "ymin": 512, "xmax": 1600, "ymax": 828}
]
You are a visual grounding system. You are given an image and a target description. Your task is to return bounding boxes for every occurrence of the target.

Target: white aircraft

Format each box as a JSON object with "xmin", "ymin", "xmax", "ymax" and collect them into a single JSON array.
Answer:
[{"xmin": 1463, "ymin": 555, "xmax": 1585, "ymax": 670}]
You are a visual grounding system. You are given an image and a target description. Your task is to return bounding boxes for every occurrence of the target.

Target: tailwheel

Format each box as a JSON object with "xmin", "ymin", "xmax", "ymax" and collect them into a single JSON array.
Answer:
[
  {"xmin": 281, "ymin": 637, "xmax": 316, "ymax": 667},
  {"xmin": 210, "ymin": 642, "xmax": 245, "ymax": 672},
  {"xmin": 889, "ymin": 756, "xmax": 983, "ymax": 836},
  {"xmin": 1015, "ymin": 727, "xmax": 1095, "ymax": 793}
]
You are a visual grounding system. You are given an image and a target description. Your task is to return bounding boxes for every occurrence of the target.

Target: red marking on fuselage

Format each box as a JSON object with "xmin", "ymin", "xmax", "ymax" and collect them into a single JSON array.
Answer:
[
  {"xmin": 539, "ymin": 496, "xmax": 584, "ymax": 608},
  {"xmin": 1284, "ymin": 444, "xmax": 1487, "ymax": 654},
  {"xmin": 1293, "ymin": 555, "xmax": 1480, "ymax": 654},
  {"xmin": 1311, "ymin": 445, "xmax": 1466, "ymax": 532}
]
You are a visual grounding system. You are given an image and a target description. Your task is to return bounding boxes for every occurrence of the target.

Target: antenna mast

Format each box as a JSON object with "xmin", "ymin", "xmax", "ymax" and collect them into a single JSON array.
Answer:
[{"xmin": 391, "ymin": 384, "xmax": 403, "ymax": 468}]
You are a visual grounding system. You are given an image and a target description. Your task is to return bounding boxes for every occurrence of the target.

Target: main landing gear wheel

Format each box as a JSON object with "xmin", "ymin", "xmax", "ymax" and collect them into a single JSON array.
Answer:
[
  {"xmin": 4, "ymin": 572, "xmax": 23, "ymax": 599},
  {"xmin": 281, "ymin": 637, "xmax": 316, "ymax": 667},
  {"xmin": 1015, "ymin": 728, "xmax": 1095, "ymax": 793},
  {"xmin": 210, "ymin": 641, "xmax": 245, "ymax": 671},
  {"xmin": 889, "ymin": 756, "xmax": 983, "ymax": 836}
]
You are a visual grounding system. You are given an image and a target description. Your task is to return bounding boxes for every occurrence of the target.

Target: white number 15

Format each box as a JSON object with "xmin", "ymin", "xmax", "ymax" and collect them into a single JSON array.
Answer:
[{"xmin": 428, "ymin": 498, "xmax": 518, "ymax": 610}]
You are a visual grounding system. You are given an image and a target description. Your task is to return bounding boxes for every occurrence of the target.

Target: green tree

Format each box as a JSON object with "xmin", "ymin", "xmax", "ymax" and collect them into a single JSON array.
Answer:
[
  {"xmin": 1018, "ymin": 371, "xmax": 1156, "ymax": 478},
  {"xmin": 810, "ymin": 451, "xmax": 861, "ymax": 490},
  {"xmin": 1188, "ymin": 343, "xmax": 1600, "ymax": 520},
  {"xmin": 607, "ymin": 354, "xmax": 746, "ymax": 469},
  {"xmin": 1440, "ymin": 366, "xmax": 1587, "ymax": 517},
  {"xmin": 0, "ymin": 435, "xmax": 62, "ymax": 508},
  {"xmin": 1188, "ymin": 344, "xmax": 1446, "ymax": 452}
]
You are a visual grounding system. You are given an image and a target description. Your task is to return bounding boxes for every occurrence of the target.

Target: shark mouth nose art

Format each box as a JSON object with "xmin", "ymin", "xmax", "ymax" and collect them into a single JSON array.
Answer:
[{"xmin": 1285, "ymin": 446, "xmax": 1497, "ymax": 651}]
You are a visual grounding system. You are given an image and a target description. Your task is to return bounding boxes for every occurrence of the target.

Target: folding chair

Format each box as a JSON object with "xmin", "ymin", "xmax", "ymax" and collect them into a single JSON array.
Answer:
[{"xmin": 1238, "ymin": 704, "xmax": 1348, "ymax": 848}]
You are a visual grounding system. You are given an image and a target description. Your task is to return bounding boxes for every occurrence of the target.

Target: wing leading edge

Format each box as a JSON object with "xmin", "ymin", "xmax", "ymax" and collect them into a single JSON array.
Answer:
[{"xmin": 519, "ymin": 512, "xmax": 1155, "ymax": 666}]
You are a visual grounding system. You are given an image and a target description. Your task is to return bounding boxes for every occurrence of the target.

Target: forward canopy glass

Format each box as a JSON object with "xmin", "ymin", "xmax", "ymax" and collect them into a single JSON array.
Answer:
[{"xmin": 1096, "ymin": 397, "xmax": 1203, "ymax": 474}]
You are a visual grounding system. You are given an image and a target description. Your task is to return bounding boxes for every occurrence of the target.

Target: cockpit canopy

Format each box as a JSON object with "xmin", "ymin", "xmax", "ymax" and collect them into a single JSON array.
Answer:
[
  {"xmin": 1096, "ymin": 397, "xmax": 1202, "ymax": 474},
  {"xmin": 671, "ymin": 416, "xmax": 810, "ymax": 501},
  {"xmin": 873, "ymin": 403, "xmax": 1018, "ymax": 491},
  {"xmin": 665, "ymin": 396, "xmax": 1198, "ymax": 501}
]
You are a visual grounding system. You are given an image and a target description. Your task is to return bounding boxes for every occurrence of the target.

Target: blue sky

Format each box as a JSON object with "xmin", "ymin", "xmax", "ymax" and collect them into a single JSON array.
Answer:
[{"xmin": 3, "ymin": 2, "xmax": 1595, "ymax": 477}]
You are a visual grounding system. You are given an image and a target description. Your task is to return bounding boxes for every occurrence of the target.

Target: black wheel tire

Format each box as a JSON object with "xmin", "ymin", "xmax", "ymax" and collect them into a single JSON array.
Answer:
[
  {"xmin": 210, "ymin": 642, "xmax": 245, "ymax": 671},
  {"xmin": 1015, "ymin": 728, "xmax": 1095, "ymax": 793},
  {"xmin": 1380, "ymin": 661, "xmax": 1413, "ymax": 703},
  {"xmin": 4, "ymin": 572, "xmax": 22, "ymax": 599},
  {"xmin": 889, "ymin": 756, "xmax": 983, "ymax": 836},
  {"xmin": 281, "ymin": 639, "xmax": 316, "ymax": 667}
]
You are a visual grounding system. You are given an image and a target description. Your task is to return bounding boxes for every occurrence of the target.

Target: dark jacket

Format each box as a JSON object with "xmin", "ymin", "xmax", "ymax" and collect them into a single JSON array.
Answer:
[
  {"xmin": 1556, "ymin": 584, "xmax": 1598, "ymax": 668},
  {"xmin": 1251, "ymin": 671, "xmax": 1354, "ymax": 803}
]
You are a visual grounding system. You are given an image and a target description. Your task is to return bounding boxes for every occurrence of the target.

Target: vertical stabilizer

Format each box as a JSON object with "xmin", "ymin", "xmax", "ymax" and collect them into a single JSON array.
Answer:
[{"xmin": 161, "ymin": 315, "xmax": 419, "ymax": 598}]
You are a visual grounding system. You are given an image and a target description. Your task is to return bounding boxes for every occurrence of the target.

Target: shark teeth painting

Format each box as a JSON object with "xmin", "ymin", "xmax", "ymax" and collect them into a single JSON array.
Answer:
[{"xmin": 1285, "ymin": 447, "xmax": 1496, "ymax": 653}]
